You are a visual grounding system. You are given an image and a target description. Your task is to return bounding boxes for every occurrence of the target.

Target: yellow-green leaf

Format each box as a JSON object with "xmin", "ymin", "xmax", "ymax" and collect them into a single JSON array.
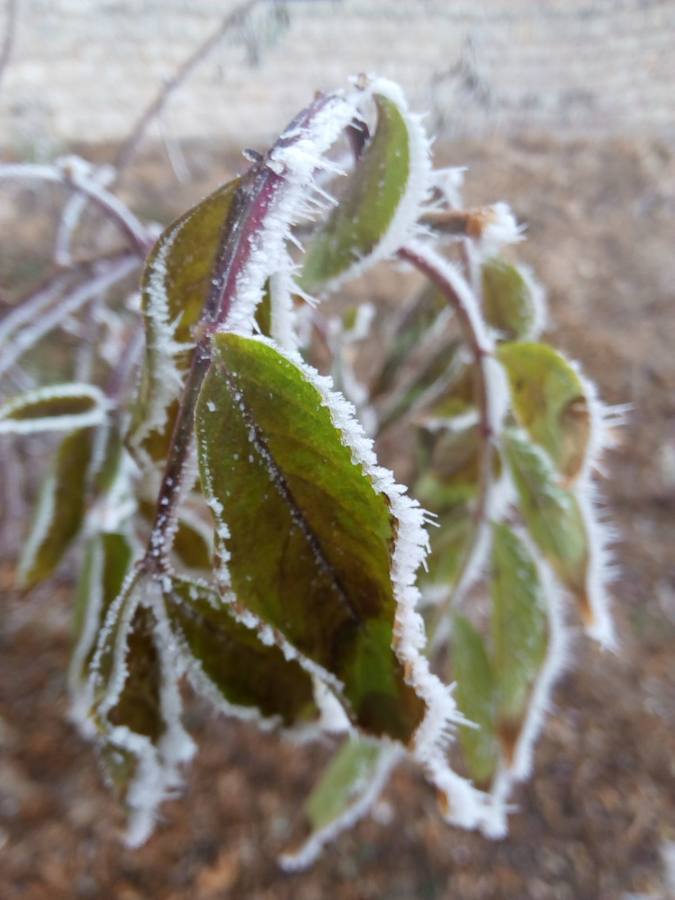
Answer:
[
  {"xmin": 482, "ymin": 258, "xmax": 539, "ymax": 341},
  {"xmin": 451, "ymin": 615, "xmax": 498, "ymax": 785},
  {"xmin": 504, "ymin": 430, "xmax": 589, "ymax": 610},
  {"xmin": 490, "ymin": 523, "xmax": 548, "ymax": 756},
  {"xmin": 498, "ymin": 342, "xmax": 590, "ymax": 482}
]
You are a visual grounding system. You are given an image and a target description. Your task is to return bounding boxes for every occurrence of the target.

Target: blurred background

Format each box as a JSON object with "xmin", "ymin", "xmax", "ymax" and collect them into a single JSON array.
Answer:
[{"xmin": 1, "ymin": 1, "xmax": 674, "ymax": 898}]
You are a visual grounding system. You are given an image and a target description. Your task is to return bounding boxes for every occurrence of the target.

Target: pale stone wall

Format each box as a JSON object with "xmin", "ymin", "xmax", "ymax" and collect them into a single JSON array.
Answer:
[{"xmin": 1, "ymin": 0, "xmax": 674, "ymax": 154}]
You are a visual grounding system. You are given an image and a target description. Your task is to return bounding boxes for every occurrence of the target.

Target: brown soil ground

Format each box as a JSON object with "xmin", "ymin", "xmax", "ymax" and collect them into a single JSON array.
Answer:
[{"xmin": 1, "ymin": 134, "xmax": 674, "ymax": 899}]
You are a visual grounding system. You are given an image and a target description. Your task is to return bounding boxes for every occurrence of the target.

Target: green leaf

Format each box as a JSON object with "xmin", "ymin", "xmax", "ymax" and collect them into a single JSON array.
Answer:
[
  {"xmin": 164, "ymin": 577, "xmax": 319, "ymax": 727},
  {"xmin": 71, "ymin": 532, "xmax": 133, "ymax": 680},
  {"xmin": 305, "ymin": 738, "xmax": 385, "ymax": 831},
  {"xmin": 451, "ymin": 615, "xmax": 498, "ymax": 785},
  {"xmin": 127, "ymin": 177, "xmax": 242, "ymax": 464},
  {"xmin": 0, "ymin": 383, "xmax": 107, "ymax": 434},
  {"xmin": 482, "ymin": 258, "xmax": 539, "ymax": 341},
  {"xmin": 196, "ymin": 333, "xmax": 426, "ymax": 742},
  {"xmin": 498, "ymin": 342, "xmax": 591, "ymax": 482},
  {"xmin": 17, "ymin": 428, "xmax": 93, "ymax": 588},
  {"xmin": 281, "ymin": 736, "xmax": 398, "ymax": 869},
  {"xmin": 504, "ymin": 430, "xmax": 589, "ymax": 608},
  {"xmin": 490, "ymin": 523, "xmax": 548, "ymax": 756},
  {"xmin": 299, "ymin": 94, "xmax": 410, "ymax": 291}
]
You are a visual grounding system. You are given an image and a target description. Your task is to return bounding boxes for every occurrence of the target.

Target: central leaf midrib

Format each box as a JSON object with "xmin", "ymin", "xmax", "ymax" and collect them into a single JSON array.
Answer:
[{"xmin": 222, "ymin": 366, "xmax": 362, "ymax": 627}]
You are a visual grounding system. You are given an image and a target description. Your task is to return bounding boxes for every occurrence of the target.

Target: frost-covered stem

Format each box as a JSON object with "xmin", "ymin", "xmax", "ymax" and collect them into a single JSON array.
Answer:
[
  {"xmin": 0, "ymin": 0, "xmax": 16, "ymax": 94},
  {"xmin": 0, "ymin": 252, "xmax": 139, "ymax": 380},
  {"xmin": 0, "ymin": 164, "xmax": 151, "ymax": 257},
  {"xmin": 114, "ymin": 0, "xmax": 267, "ymax": 173},
  {"xmin": 141, "ymin": 91, "xmax": 344, "ymax": 571},
  {"xmin": 398, "ymin": 244, "xmax": 494, "ymax": 619}
]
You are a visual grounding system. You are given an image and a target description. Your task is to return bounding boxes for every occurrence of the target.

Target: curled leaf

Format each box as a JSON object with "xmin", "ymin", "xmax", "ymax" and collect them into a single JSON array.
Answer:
[
  {"xmin": 300, "ymin": 84, "xmax": 428, "ymax": 292},
  {"xmin": 87, "ymin": 575, "xmax": 194, "ymax": 847}
]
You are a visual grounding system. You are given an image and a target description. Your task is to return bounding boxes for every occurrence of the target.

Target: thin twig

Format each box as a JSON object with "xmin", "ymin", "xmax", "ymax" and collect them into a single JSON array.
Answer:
[
  {"xmin": 0, "ymin": 163, "xmax": 151, "ymax": 256},
  {"xmin": 398, "ymin": 243, "xmax": 496, "ymax": 624},
  {"xmin": 114, "ymin": 0, "xmax": 264, "ymax": 174},
  {"xmin": 0, "ymin": 252, "xmax": 139, "ymax": 379}
]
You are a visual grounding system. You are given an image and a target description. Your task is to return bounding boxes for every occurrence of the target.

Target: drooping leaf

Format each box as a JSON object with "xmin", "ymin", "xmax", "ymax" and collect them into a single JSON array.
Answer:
[
  {"xmin": 482, "ymin": 258, "xmax": 540, "ymax": 341},
  {"xmin": 281, "ymin": 737, "xmax": 400, "ymax": 870},
  {"xmin": 451, "ymin": 615, "xmax": 498, "ymax": 785},
  {"xmin": 0, "ymin": 383, "xmax": 107, "ymax": 434},
  {"xmin": 164, "ymin": 577, "xmax": 319, "ymax": 728},
  {"xmin": 504, "ymin": 429, "xmax": 589, "ymax": 609},
  {"xmin": 127, "ymin": 177, "xmax": 242, "ymax": 464},
  {"xmin": 196, "ymin": 333, "xmax": 426, "ymax": 742},
  {"xmin": 498, "ymin": 342, "xmax": 590, "ymax": 482},
  {"xmin": 17, "ymin": 428, "xmax": 93, "ymax": 588},
  {"xmin": 299, "ymin": 93, "xmax": 411, "ymax": 292},
  {"xmin": 70, "ymin": 531, "xmax": 133, "ymax": 701},
  {"xmin": 490, "ymin": 523, "xmax": 548, "ymax": 757},
  {"xmin": 87, "ymin": 574, "xmax": 194, "ymax": 847}
]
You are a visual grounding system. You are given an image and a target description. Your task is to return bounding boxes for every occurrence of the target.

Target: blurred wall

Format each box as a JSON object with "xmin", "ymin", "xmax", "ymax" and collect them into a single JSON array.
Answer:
[{"xmin": 0, "ymin": 0, "xmax": 674, "ymax": 155}]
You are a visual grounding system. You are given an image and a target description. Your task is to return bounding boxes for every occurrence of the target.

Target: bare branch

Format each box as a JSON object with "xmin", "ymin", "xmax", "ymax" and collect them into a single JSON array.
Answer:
[
  {"xmin": 0, "ymin": 162, "xmax": 152, "ymax": 256},
  {"xmin": 398, "ymin": 243, "xmax": 499, "ymax": 622},
  {"xmin": 114, "ymin": 0, "xmax": 266, "ymax": 174}
]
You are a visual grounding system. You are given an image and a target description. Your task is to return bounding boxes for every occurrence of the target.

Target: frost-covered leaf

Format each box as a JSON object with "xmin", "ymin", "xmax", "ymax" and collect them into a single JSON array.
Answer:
[
  {"xmin": 90, "ymin": 424, "xmax": 124, "ymax": 495},
  {"xmin": 498, "ymin": 342, "xmax": 590, "ymax": 482},
  {"xmin": 300, "ymin": 91, "xmax": 419, "ymax": 292},
  {"xmin": 70, "ymin": 532, "xmax": 133, "ymax": 710},
  {"xmin": 0, "ymin": 383, "xmax": 107, "ymax": 434},
  {"xmin": 451, "ymin": 615, "xmax": 498, "ymax": 785},
  {"xmin": 87, "ymin": 575, "xmax": 194, "ymax": 846},
  {"xmin": 490, "ymin": 523, "xmax": 548, "ymax": 755},
  {"xmin": 164, "ymin": 577, "xmax": 319, "ymax": 728},
  {"xmin": 17, "ymin": 428, "xmax": 93, "ymax": 588},
  {"xmin": 504, "ymin": 430, "xmax": 588, "ymax": 607},
  {"xmin": 196, "ymin": 333, "xmax": 426, "ymax": 741},
  {"xmin": 482, "ymin": 258, "xmax": 542, "ymax": 341},
  {"xmin": 127, "ymin": 177, "xmax": 242, "ymax": 463},
  {"xmin": 281, "ymin": 737, "xmax": 400, "ymax": 870}
]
